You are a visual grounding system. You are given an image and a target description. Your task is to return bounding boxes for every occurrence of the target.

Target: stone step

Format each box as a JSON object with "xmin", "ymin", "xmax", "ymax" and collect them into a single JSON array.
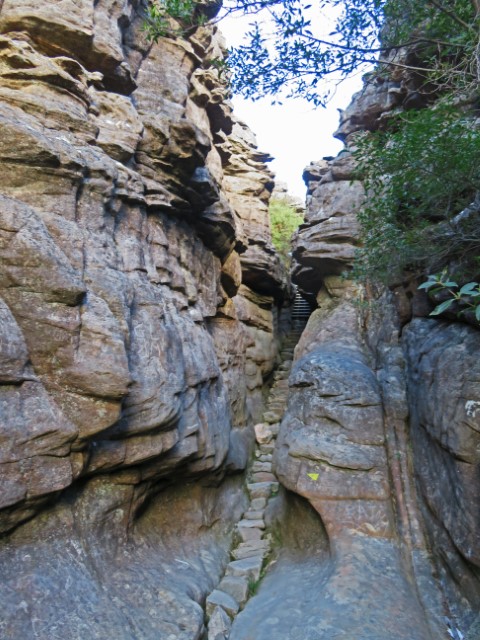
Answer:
[
  {"xmin": 268, "ymin": 390, "xmax": 288, "ymax": 398},
  {"xmin": 258, "ymin": 443, "xmax": 275, "ymax": 454},
  {"xmin": 252, "ymin": 461, "xmax": 272, "ymax": 473},
  {"xmin": 244, "ymin": 509, "xmax": 265, "ymax": 520},
  {"xmin": 247, "ymin": 481, "xmax": 279, "ymax": 498},
  {"xmin": 231, "ymin": 540, "xmax": 270, "ymax": 560},
  {"xmin": 217, "ymin": 575, "xmax": 249, "ymax": 608},
  {"xmin": 236, "ymin": 524, "xmax": 263, "ymax": 542},
  {"xmin": 226, "ymin": 556, "xmax": 263, "ymax": 582},
  {"xmin": 237, "ymin": 518, "xmax": 265, "ymax": 529},
  {"xmin": 254, "ymin": 422, "xmax": 276, "ymax": 444},
  {"xmin": 267, "ymin": 403, "xmax": 287, "ymax": 411},
  {"xmin": 250, "ymin": 497, "xmax": 267, "ymax": 510},
  {"xmin": 250, "ymin": 471, "xmax": 276, "ymax": 483},
  {"xmin": 267, "ymin": 401, "xmax": 286, "ymax": 410},
  {"xmin": 263, "ymin": 411, "xmax": 281, "ymax": 424},
  {"xmin": 257, "ymin": 453, "xmax": 272, "ymax": 462},
  {"xmin": 206, "ymin": 589, "xmax": 239, "ymax": 619}
]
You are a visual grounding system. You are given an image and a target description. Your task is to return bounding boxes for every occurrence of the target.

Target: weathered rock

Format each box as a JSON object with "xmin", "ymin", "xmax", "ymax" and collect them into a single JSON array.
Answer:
[
  {"xmin": 403, "ymin": 319, "xmax": 480, "ymax": 620},
  {"xmin": 254, "ymin": 423, "xmax": 275, "ymax": 444},
  {"xmin": 292, "ymin": 153, "xmax": 363, "ymax": 297},
  {"xmin": 206, "ymin": 589, "xmax": 240, "ymax": 619},
  {"xmin": 226, "ymin": 556, "xmax": 263, "ymax": 583},
  {"xmin": 0, "ymin": 2, "xmax": 290, "ymax": 637},
  {"xmin": 217, "ymin": 574, "xmax": 250, "ymax": 607},
  {"xmin": 208, "ymin": 605, "xmax": 232, "ymax": 640}
]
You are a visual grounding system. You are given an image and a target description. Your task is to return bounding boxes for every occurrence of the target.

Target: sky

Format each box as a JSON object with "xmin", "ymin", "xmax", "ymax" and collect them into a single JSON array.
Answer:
[{"xmin": 219, "ymin": 10, "xmax": 366, "ymax": 200}]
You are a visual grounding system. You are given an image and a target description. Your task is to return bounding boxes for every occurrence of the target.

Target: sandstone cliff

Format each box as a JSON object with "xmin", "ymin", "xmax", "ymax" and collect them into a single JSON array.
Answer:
[
  {"xmin": 1, "ymin": 2, "xmax": 479, "ymax": 639},
  {"xmin": 0, "ymin": 2, "xmax": 290, "ymax": 638},
  {"xmin": 276, "ymin": 77, "xmax": 480, "ymax": 638}
]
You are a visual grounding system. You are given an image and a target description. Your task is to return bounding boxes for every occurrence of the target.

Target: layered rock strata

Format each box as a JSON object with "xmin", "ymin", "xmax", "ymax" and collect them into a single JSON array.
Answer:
[{"xmin": 0, "ymin": 2, "xmax": 290, "ymax": 638}]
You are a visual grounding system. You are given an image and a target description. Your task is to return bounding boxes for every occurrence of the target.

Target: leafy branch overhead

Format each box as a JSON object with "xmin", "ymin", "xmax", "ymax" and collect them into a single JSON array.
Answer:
[{"xmin": 144, "ymin": 0, "xmax": 480, "ymax": 106}]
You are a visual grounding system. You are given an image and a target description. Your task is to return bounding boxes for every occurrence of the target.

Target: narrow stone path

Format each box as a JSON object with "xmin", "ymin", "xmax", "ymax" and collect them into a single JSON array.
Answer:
[
  {"xmin": 204, "ymin": 287, "xmax": 449, "ymax": 640},
  {"xmin": 205, "ymin": 326, "xmax": 305, "ymax": 640}
]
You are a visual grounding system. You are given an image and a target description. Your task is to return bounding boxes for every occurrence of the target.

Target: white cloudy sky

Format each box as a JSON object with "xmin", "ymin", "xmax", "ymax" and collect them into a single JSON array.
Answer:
[{"xmin": 219, "ymin": 10, "xmax": 366, "ymax": 199}]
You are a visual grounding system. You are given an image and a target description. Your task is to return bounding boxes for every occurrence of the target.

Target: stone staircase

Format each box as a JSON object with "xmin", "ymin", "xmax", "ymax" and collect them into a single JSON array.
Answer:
[{"xmin": 205, "ymin": 313, "xmax": 310, "ymax": 639}]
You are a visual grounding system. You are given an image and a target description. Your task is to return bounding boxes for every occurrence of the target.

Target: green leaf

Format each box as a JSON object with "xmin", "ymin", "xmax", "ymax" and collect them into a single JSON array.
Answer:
[
  {"xmin": 459, "ymin": 281, "xmax": 479, "ymax": 295},
  {"xmin": 476, "ymin": 305, "xmax": 480, "ymax": 321},
  {"xmin": 418, "ymin": 280, "xmax": 436, "ymax": 290},
  {"xmin": 430, "ymin": 298, "xmax": 455, "ymax": 316}
]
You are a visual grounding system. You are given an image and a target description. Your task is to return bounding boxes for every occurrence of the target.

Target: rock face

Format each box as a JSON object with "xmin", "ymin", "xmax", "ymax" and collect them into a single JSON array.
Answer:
[
  {"xmin": 0, "ymin": 2, "xmax": 290, "ymax": 637},
  {"xmin": 273, "ymin": 78, "xmax": 480, "ymax": 638},
  {"xmin": 404, "ymin": 320, "xmax": 480, "ymax": 619},
  {"xmin": 292, "ymin": 153, "xmax": 363, "ymax": 298}
]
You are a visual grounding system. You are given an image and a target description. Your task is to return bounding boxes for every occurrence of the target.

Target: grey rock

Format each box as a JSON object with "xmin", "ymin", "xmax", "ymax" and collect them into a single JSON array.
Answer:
[
  {"xmin": 208, "ymin": 606, "xmax": 232, "ymax": 640},
  {"xmin": 218, "ymin": 575, "xmax": 250, "ymax": 606},
  {"xmin": 231, "ymin": 540, "xmax": 270, "ymax": 560},
  {"xmin": 206, "ymin": 589, "xmax": 240, "ymax": 619},
  {"xmin": 226, "ymin": 557, "xmax": 263, "ymax": 582},
  {"xmin": 247, "ymin": 482, "xmax": 279, "ymax": 499}
]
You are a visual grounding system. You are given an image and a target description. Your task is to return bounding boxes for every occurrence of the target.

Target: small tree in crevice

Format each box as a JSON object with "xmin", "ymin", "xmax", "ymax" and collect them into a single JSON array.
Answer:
[{"xmin": 269, "ymin": 197, "xmax": 304, "ymax": 266}]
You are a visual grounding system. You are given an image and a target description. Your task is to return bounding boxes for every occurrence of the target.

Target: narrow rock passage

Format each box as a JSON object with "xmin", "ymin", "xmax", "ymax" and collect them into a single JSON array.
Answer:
[
  {"xmin": 205, "ymin": 291, "xmax": 312, "ymax": 640},
  {"xmin": 206, "ymin": 292, "xmax": 447, "ymax": 640},
  {"xmin": 205, "ymin": 327, "xmax": 306, "ymax": 639}
]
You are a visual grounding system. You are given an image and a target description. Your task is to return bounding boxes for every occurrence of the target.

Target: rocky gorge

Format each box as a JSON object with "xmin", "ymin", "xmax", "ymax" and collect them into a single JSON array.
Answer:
[{"xmin": 0, "ymin": 1, "xmax": 479, "ymax": 640}]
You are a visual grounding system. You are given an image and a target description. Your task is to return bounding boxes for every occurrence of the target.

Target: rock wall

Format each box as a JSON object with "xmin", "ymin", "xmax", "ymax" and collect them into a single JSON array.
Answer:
[
  {"xmin": 0, "ymin": 1, "xmax": 290, "ymax": 637},
  {"xmin": 286, "ymin": 77, "xmax": 480, "ymax": 636}
]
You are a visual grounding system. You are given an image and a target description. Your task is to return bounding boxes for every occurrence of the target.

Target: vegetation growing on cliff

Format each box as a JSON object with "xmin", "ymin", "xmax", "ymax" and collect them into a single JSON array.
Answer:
[
  {"xmin": 352, "ymin": 101, "xmax": 480, "ymax": 283},
  {"xmin": 269, "ymin": 197, "xmax": 304, "ymax": 265}
]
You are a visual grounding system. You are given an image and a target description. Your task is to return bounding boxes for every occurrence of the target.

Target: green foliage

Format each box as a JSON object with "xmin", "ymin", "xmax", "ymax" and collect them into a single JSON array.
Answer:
[
  {"xmin": 352, "ymin": 100, "xmax": 480, "ymax": 283},
  {"xmin": 143, "ymin": 0, "xmax": 479, "ymax": 105},
  {"xmin": 227, "ymin": 0, "xmax": 479, "ymax": 105},
  {"xmin": 382, "ymin": 0, "xmax": 479, "ymax": 94},
  {"xmin": 419, "ymin": 271, "xmax": 480, "ymax": 322},
  {"xmin": 143, "ymin": 0, "xmax": 207, "ymax": 41},
  {"xmin": 269, "ymin": 197, "xmax": 304, "ymax": 265}
]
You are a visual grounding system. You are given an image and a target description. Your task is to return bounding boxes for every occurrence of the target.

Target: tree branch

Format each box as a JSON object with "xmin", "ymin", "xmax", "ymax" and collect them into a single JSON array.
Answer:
[{"xmin": 427, "ymin": 0, "xmax": 476, "ymax": 31}]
